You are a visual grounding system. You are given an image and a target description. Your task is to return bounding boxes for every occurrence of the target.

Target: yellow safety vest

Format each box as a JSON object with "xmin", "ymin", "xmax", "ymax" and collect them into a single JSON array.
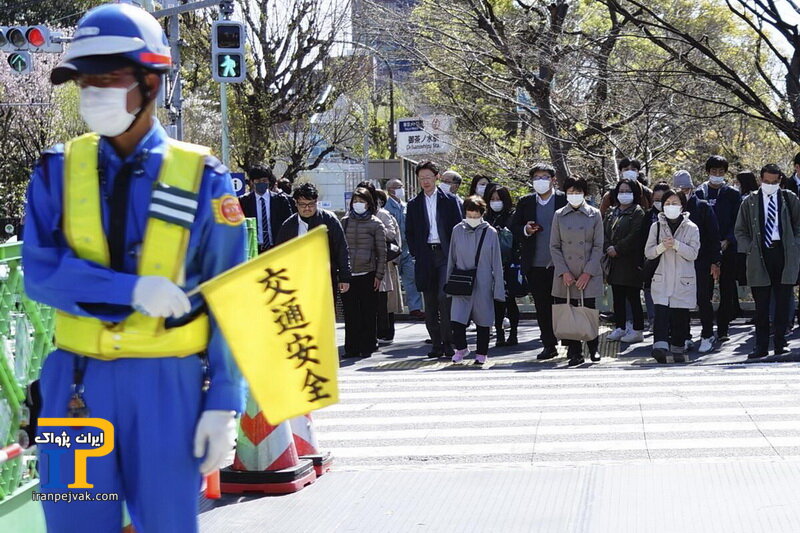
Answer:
[{"xmin": 54, "ymin": 132, "xmax": 211, "ymax": 360}]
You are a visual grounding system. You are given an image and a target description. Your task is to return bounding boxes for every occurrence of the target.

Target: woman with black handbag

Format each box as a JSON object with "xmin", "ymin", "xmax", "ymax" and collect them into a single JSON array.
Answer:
[
  {"xmin": 644, "ymin": 190, "xmax": 700, "ymax": 363},
  {"xmin": 447, "ymin": 196, "xmax": 505, "ymax": 365},
  {"xmin": 485, "ymin": 184, "xmax": 521, "ymax": 346}
]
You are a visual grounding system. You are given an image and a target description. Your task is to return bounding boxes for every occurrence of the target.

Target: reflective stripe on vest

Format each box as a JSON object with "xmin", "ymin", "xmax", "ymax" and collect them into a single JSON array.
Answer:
[{"xmin": 55, "ymin": 132, "xmax": 211, "ymax": 360}]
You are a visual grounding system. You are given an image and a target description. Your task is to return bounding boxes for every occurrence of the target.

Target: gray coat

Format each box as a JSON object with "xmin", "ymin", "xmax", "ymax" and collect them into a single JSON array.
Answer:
[
  {"xmin": 447, "ymin": 220, "xmax": 505, "ymax": 327},
  {"xmin": 645, "ymin": 213, "xmax": 700, "ymax": 309},
  {"xmin": 550, "ymin": 202, "xmax": 605, "ymax": 299},
  {"xmin": 734, "ymin": 189, "xmax": 800, "ymax": 287}
]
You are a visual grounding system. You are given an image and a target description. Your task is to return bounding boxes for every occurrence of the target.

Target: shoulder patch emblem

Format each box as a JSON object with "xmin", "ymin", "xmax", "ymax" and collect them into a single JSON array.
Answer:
[{"xmin": 212, "ymin": 195, "xmax": 245, "ymax": 226}]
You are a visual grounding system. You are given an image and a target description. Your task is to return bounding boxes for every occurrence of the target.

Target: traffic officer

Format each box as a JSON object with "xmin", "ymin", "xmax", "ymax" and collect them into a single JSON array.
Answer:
[{"xmin": 22, "ymin": 4, "xmax": 245, "ymax": 532}]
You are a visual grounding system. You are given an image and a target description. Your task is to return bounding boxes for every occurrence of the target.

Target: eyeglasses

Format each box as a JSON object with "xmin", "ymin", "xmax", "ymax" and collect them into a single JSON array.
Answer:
[{"xmin": 296, "ymin": 201, "xmax": 317, "ymax": 208}]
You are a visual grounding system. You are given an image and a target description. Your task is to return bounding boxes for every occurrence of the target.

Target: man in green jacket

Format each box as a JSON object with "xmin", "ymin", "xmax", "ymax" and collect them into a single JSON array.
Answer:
[{"xmin": 734, "ymin": 164, "xmax": 800, "ymax": 359}]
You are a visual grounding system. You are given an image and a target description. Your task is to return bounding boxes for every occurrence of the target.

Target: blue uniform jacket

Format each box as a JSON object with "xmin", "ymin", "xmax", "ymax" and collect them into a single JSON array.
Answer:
[{"xmin": 22, "ymin": 120, "xmax": 246, "ymax": 413}]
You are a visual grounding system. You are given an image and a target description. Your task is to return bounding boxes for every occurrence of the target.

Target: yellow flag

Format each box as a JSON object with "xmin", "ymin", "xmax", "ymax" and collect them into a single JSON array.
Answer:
[{"xmin": 200, "ymin": 225, "xmax": 339, "ymax": 424}]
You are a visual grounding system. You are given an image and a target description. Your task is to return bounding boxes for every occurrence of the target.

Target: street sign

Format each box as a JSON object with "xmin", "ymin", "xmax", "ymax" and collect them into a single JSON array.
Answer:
[
  {"xmin": 396, "ymin": 115, "xmax": 455, "ymax": 157},
  {"xmin": 7, "ymin": 51, "xmax": 32, "ymax": 74},
  {"xmin": 211, "ymin": 20, "xmax": 246, "ymax": 83},
  {"xmin": 230, "ymin": 172, "xmax": 246, "ymax": 197}
]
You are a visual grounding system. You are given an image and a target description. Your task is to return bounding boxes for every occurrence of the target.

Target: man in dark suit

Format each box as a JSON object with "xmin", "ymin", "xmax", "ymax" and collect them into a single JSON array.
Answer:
[
  {"xmin": 693, "ymin": 156, "xmax": 742, "ymax": 350},
  {"xmin": 406, "ymin": 160, "xmax": 463, "ymax": 358},
  {"xmin": 511, "ymin": 163, "xmax": 567, "ymax": 360},
  {"xmin": 735, "ymin": 164, "xmax": 800, "ymax": 358},
  {"xmin": 239, "ymin": 165, "xmax": 295, "ymax": 253},
  {"xmin": 782, "ymin": 152, "xmax": 800, "ymax": 196}
]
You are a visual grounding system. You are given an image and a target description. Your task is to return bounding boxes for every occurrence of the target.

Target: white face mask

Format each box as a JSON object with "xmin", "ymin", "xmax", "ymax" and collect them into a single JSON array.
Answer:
[
  {"xmin": 653, "ymin": 201, "xmax": 663, "ymax": 212},
  {"xmin": 533, "ymin": 179, "xmax": 551, "ymax": 195},
  {"xmin": 352, "ymin": 202, "xmax": 368, "ymax": 214},
  {"xmin": 476, "ymin": 184, "xmax": 487, "ymax": 196},
  {"xmin": 438, "ymin": 183, "xmax": 451, "ymax": 194},
  {"xmin": 465, "ymin": 217, "xmax": 482, "ymax": 228},
  {"xmin": 490, "ymin": 201, "xmax": 503, "ymax": 212},
  {"xmin": 709, "ymin": 175, "xmax": 725, "ymax": 186},
  {"xmin": 761, "ymin": 183, "xmax": 780, "ymax": 196},
  {"xmin": 394, "ymin": 188, "xmax": 405, "ymax": 201},
  {"xmin": 617, "ymin": 192, "xmax": 634, "ymax": 205},
  {"xmin": 567, "ymin": 193, "xmax": 584, "ymax": 207},
  {"xmin": 79, "ymin": 83, "xmax": 140, "ymax": 137},
  {"xmin": 622, "ymin": 170, "xmax": 639, "ymax": 180},
  {"xmin": 664, "ymin": 205, "xmax": 682, "ymax": 219}
]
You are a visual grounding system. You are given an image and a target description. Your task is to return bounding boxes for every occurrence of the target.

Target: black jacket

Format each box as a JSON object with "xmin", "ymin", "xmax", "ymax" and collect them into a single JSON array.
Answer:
[
  {"xmin": 511, "ymin": 191, "xmax": 567, "ymax": 271},
  {"xmin": 276, "ymin": 209, "xmax": 352, "ymax": 283},
  {"xmin": 694, "ymin": 183, "xmax": 741, "ymax": 246},
  {"xmin": 687, "ymin": 195, "xmax": 721, "ymax": 267},
  {"xmin": 239, "ymin": 191, "xmax": 295, "ymax": 250},
  {"xmin": 405, "ymin": 188, "xmax": 463, "ymax": 291}
]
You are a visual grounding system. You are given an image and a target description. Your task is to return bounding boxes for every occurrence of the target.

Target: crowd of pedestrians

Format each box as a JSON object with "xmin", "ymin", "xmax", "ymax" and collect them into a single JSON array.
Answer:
[{"xmin": 250, "ymin": 153, "xmax": 800, "ymax": 366}]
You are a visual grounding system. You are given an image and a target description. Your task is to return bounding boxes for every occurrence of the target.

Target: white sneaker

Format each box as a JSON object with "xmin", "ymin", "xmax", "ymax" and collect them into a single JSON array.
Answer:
[
  {"xmin": 698, "ymin": 336, "xmax": 716, "ymax": 354},
  {"xmin": 502, "ymin": 317, "xmax": 510, "ymax": 329},
  {"xmin": 607, "ymin": 328, "xmax": 626, "ymax": 341},
  {"xmin": 621, "ymin": 330, "xmax": 644, "ymax": 343}
]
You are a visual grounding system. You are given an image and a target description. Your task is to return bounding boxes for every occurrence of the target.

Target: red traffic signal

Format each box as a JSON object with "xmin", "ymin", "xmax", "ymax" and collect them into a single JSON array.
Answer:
[
  {"xmin": 0, "ymin": 25, "xmax": 61, "ymax": 53},
  {"xmin": 26, "ymin": 27, "xmax": 45, "ymax": 48}
]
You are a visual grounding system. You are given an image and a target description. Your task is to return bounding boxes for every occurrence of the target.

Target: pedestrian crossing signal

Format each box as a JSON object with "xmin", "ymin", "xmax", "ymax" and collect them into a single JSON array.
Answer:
[
  {"xmin": 211, "ymin": 21, "xmax": 246, "ymax": 83},
  {"xmin": 7, "ymin": 51, "xmax": 32, "ymax": 75}
]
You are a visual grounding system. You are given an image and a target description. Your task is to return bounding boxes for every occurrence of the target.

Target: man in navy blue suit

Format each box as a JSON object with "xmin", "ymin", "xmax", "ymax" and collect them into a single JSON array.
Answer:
[{"xmin": 406, "ymin": 161, "xmax": 464, "ymax": 358}]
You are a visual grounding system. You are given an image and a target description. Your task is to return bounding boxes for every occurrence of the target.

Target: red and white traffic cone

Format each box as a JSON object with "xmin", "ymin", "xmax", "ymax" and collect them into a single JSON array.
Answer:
[
  {"xmin": 289, "ymin": 414, "xmax": 333, "ymax": 476},
  {"xmin": 220, "ymin": 396, "xmax": 316, "ymax": 494}
]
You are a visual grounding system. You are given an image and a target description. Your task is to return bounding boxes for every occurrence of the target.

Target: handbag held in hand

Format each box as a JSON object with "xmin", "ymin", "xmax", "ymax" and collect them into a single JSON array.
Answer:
[{"xmin": 552, "ymin": 285, "xmax": 600, "ymax": 341}]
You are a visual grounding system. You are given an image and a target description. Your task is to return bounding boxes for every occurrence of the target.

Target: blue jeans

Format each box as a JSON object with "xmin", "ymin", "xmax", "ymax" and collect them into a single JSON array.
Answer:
[{"xmin": 398, "ymin": 253, "xmax": 423, "ymax": 312}]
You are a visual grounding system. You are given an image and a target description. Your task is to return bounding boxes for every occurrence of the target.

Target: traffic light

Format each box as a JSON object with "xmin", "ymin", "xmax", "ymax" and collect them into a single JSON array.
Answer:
[
  {"xmin": 7, "ymin": 51, "xmax": 31, "ymax": 75},
  {"xmin": 211, "ymin": 20, "xmax": 246, "ymax": 83},
  {"xmin": 0, "ymin": 26, "xmax": 63, "ymax": 53}
]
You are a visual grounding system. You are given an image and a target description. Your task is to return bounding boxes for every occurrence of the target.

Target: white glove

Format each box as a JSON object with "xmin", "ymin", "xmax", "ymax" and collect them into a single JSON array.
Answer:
[
  {"xmin": 193, "ymin": 410, "xmax": 237, "ymax": 475},
  {"xmin": 131, "ymin": 276, "xmax": 191, "ymax": 318}
]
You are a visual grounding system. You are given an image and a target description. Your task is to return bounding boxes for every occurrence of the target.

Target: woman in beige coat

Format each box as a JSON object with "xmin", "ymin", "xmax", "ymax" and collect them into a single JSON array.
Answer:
[
  {"xmin": 644, "ymin": 189, "xmax": 700, "ymax": 364},
  {"xmin": 374, "ymin": 189, "xmax": 403, "ymax": 342}
]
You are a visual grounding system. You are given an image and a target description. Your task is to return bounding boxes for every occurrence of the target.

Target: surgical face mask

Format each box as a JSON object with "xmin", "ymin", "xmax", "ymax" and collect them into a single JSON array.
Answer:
[
  {"xmin": 254, "ymin": 182, "xmax": 269, "ymax": 195},
  {"xmin": 394, "ymin": 188, "xmax": 405, "ymax": 201},
  {"xmin": 438, "ymin": 183, "xmax": 451, "ymax": 194},
  {"xmin": 709, "ymin": 175, "xmax": 725, "ymax": 186},
  {"xmin": 617, "ymin": 192, "xmax": 634, "ymax": 205},
  {"xmin": 352, "ymin": 202, "xmax": 368, "ymax": 214},
  {"xmin": 664, "ymin": 205, "xmax": 682, "ymax": 219},
  {"xmin": 622, "ymin": 170, "xmax": 639, "ymax": 180},
  {"xmin": 476, "ymin": 184, "xmax": 487, "ymax": 196},
  {"xmin": 567, "ymin": 193, "xmax": 584, "ymax": 207},
  {"xmin": 465, "ymin": 217, "xmax": 482, "ymax": 228},
  {"xmin": 761, "ymin": 182, "xmax": 780, "ymax": 196},
  {"xmin": 533, "ymin": 179, "xmax": 551, "ymax": 195},
  {"xmin": 79, "ymin": 82, "xmax": 140, "ymax": 137},
  {"xmin": 490, "ymin": 201, "xmax": 504, "ymax": 212},
  {"xmin": 653, "ymin": 201, "xmax": 663, "ymax": 212}
]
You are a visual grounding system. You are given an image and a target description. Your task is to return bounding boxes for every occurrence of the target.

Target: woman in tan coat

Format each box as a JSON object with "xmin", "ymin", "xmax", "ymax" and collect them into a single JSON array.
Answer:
[
  {"xmin": 374, "ymin": 189, "xmax": 403, "ymax": 343},
  {"xmin": 644, "ymin": 189, "xmax": 700, "ymax": 364}
]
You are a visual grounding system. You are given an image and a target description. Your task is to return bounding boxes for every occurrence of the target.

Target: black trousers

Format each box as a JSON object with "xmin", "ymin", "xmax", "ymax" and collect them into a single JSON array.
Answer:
[
  {"xmin": 422, "ymin": 246, "xmax": 452, "ymax": 350},
  {"xmin": 553, "ymin": 297, "xmax": 599, "ymax": 357},
  {"xmin": 528, "ymin": 266, "xmax": 557, "ymax": 348},
  {"xmin": 717, "ymin": 248, "xmax": 741, "ymax": 332},
  {"xmin": 653, "ymin": 305, "xmax": 690, "ymax": 348},
  {"xmin": 695, "ymin": 262, "xmax": 715, "ymax": 338},
  {"xmin": 452, "ymin": 321, "xmax": 490, "ymax": 355},
  {"xmin": 376, "ymin": 292, "xmax": 395, "ymax": 340},
  {"xmin": 611, "ymin": 285, "xmax": 644, "ymax": 330},
  {"xmin": 752, "ymin": 245, "xmax": 792, "ymax": 352},
  {"xmin": 342, "ymin": 272, "xmax": 378, "ymax": 355},
  {"xmin": 494, "ymin": 299, "xmax": 520, "ymax": 333}
]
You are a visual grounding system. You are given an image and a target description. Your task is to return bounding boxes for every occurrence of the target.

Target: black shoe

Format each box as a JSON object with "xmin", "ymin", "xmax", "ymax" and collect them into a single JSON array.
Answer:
[
  {"xmin": 495, "ymin": 328, "xmax": 507, "ymax": 347},
  {"xmin": 506, "ymin": 333, "xmax": 518, "ymax": 346},
  {"xmin": 567, "ymin": 356, "xmax": 585, "ymax": 367},
  {"xmin": 444, "ymin": 346, "xmax": 455, "ymax": 357},
  {"xmin": 717, "ymin": 332, "xmax": 730, "ymax": 342},
  {"xmin": 748, "ymin": 350, "xmax": 768, "ymax": 360},
  {"xmin": 672, "ymin": 351, "xmax": 687, "ymax": 364},
  {"xmin": 342, "ymin": 352, "xmax": 360, "ymax": 359},
  {"xmin": 536, "ymin": 346, "xmax": 558, "ymax": 360},
  {"xmin": 424, "ymin": 339, "xmax": 433, "ymax": 344},
  {"xmin": 651, "ymin": 348, "xmax": 668, "ymax": 364},
  {"xmin": 427, "ymin": 350, "xmax": 444, "ymax": 358},
  {"xmin": 775, "ymin": 346, "xmax": 789, "ymax": 356},
  {"xmin": 360, "ymin": 352, "xmax": 373, "ymax": 358}
]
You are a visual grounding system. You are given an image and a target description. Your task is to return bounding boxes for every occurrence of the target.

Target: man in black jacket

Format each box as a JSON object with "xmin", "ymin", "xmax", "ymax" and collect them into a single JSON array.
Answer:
[
  {"xmin": 674, "ymin": 170, "xmax": 722, "ymax": 351},
  {"xmin": 511, "ymin": 163, "xmax": 567, "ymax": 360},
  {"xmin": 693, "ymin": 156, "xmax": 742, "ymax": 349},
  {"xmin": 276, "ymin": 182, "xmax": 351, "ymax": 294},
  {"xmin": 239, "ymin": 164, "xmax": 296, "ymax": 253}
]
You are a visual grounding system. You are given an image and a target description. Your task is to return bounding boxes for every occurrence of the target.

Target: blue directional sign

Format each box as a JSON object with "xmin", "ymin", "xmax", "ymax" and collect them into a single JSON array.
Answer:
[{"xmin": 230, "ymin": 172, "xmax": 246, "ymax": 197}]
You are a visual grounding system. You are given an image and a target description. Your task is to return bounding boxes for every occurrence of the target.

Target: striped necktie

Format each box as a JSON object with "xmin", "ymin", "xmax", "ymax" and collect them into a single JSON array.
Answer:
[
  {"xmin": 765, "ymin": 193, "xmax": 777, "ymax": 248},
  {"xmin": 260, "ymin": 196, "xmax": 271, "ymax": 248}
]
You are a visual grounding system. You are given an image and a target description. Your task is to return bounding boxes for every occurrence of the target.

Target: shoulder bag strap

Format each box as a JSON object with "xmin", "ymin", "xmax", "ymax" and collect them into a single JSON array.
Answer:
[{"xmin": 474, "ymin": 227, "xmax": 488, "ymax": 268}]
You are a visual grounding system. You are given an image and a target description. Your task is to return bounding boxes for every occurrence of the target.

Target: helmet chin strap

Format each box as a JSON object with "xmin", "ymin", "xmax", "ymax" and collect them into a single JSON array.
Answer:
[{"xmin": 119, "ymin": 69, "xmax": 157, "ymax": 137}]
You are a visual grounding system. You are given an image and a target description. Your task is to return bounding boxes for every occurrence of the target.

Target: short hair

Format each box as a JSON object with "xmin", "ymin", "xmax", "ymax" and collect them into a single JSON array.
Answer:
[
  {"xmin": 563, "ymin": 177, "xmax": 588, "ymax": 195},
  {"xmin": 463, "ymin": 195, "xmax": 487, "ymax": 215},
  {"xmin": 468, "ymin": 175, "xmax": 492, "ymax": 196},
  {"xmin": 793, "ymin": 152, "xmax": 800, "ymax": 167},
  {"xmin": 351, "ymin": 187, "xmax": 376, "ymax": 212},
  {"xmin": 661, "ymin": 189, "xmax": 687, "ymax": 210},
  {"xmin": 529, "ymin": 163, "xmax": 556, "ymax": 179},
  {"xmin": 293, "ymin": 182, "xmax": 318, "ymax": 200},
  {"xmin": 373, "ymin": 189, "xmax": 388, "ymax": 207},
  {"xmin": 618, "ymin": 158, "xmax": 642, "ymax": 171},
  {"xmin": 705, "ymin": 155, "xmax": 729, "ymax": 172},
  {"xmin": 760, "ymin": 163, "xmax": 782, "ymax": 179},
  {"xmin": 442, "ymin": 170, "xmax": 462, "ymax": 184},
  {"xmin": 415, "ymin": 160, "xmax": 440, "ymax": 176},
  {"xmin": 736, "ymin": 171, "xmax": 758, "ymax": 195},
  {"xmin": 486, "ymin": 184, "xmax": 514, "ymax": 211},
  {"xmin": 247, "ymin": 164, "xmax": 277, "ymax": 186},
  {"xmin": 277, "ymin": 178, "xmax": 292, "ymax": 195},
  {"xmin": 356, "ymin": 181, "xmax": 378, "ymax": 205},
  {"xmin": 652, "ymin": 182, "xmax": 671, "ymax": 194},
  {"xmin": 611, "ymin": 178, "xmax": 642, "ymax": 206}
]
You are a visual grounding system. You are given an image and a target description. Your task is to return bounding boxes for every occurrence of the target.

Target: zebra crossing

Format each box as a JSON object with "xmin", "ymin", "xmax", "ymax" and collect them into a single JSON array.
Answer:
[{"xmin": 315, "ymin": 363, "xmax": 800, "ymax": 470}]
